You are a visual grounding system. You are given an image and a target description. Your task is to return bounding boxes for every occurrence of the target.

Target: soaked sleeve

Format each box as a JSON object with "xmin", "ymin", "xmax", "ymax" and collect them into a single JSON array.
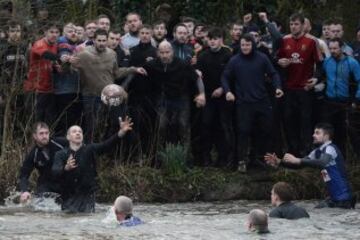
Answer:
[
  {"xmin": 269, "ymin": 208, "xmax": 282, "ymax": 218},
  {"xmin": 52, "ymin": 150, "xmax": 67, "ymax": 177},
  {"xmin": 90, "ymin": 134, "xmax": 122, "ymax": 155},
  {"xmin": 19, "ymin": 150, "xmax": 35, "ymax": 192}
]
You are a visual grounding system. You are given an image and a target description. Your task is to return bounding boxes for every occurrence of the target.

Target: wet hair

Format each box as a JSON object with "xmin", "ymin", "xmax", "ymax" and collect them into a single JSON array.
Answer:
[
  {"xmin": 207, "ymin": 27, "xmax": 225, "ymax": 39},
  {"xmin": 289, "ymin": 13, "xmax": 305, "ymax": 24},
  {"xmin": 94, "ymin": 28, "xmax": 108, "ymax": 38},
  {"xmin": 315, "ymin": 122, "xmax": 334, "ymax": 139},
  {"xmin": 172, "ymin": 23, "xmax": 187, "ymax": 33},
  {"xmin": 272, "ymin": 182, "xmax": 294, "ymax": 202},
  {"xmin": 328, "ymin": 38, "xmax": 344, "ymax": 48},
  {"xmin": 248, "ymin": 209, "xmax": 269, "ymax": 234},
  {"xmin": 32, "ymin": 122, "xmax": 49, "ymax": 134}
]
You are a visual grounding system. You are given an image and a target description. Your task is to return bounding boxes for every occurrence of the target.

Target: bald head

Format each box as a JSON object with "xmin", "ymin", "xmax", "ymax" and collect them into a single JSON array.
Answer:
[
  {"xmin": 248, "ymin": 209, "xmax": 269, "ymax": 234},
  {"xmin": 66, "ymin": 125, "xmax": 83, "ymax": 144},
  {"xmin": 114, "ymin": 195, "xmax": 133, "ymax": 222},
  {"xmin": 158, "ymin": 40, "xmax": 174, "ymax": 64},
  {"xmin": 158, "ymin": 40, "xmax": 172, "ymax": 50}
]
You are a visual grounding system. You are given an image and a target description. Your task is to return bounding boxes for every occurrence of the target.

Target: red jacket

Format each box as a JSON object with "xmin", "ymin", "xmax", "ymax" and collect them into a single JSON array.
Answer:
[{"xmin": 24, "ymin": 38, "xmax": 57, "ymax": 93}]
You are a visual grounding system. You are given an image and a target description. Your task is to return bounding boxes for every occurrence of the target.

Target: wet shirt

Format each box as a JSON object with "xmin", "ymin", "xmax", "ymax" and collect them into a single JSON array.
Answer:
[
  {"xmin": 19, "ymin": 138, "xmax": 67, "ymax": 193},
  {"xmin": 52, "ymin": 134, "xmax": 121, "ymax": 196},
  {"xmin": 119, "ymin": 216, "xmax": 143, "ymax": 227},
  {"xmin": 269, "ymin": 202, "xmax": 310, "ymax": 220}
]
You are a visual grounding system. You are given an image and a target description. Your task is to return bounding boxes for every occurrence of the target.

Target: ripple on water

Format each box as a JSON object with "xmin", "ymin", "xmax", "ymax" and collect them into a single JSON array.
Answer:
[{"xmin": 0, "ymin": 199, "xmax": 359, "ymax": 239}]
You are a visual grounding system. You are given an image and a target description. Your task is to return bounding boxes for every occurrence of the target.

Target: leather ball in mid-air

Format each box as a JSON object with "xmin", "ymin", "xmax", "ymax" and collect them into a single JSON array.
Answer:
[{"xmin": 101, "ymin": 84, "xmax": 128, "ymax": 106}]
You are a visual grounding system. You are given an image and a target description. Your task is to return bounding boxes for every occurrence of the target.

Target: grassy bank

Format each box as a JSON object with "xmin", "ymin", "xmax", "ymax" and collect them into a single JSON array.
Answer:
[{"xmin": 1, "ymin": 141, "xmax": 359, "ymax": 204}]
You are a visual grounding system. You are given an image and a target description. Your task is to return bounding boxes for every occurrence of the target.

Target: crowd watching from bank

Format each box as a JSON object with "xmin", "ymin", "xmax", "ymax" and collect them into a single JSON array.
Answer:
[{"xmin": 0, "ymin": 3, "xmax": 359, "ymax": 212}]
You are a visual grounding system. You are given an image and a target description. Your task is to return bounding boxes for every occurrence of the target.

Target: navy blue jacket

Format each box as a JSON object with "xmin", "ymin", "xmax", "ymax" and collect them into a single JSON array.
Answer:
[{"xmin": 221, "ymin": 47, "xmax": 281, "ymax": 104}]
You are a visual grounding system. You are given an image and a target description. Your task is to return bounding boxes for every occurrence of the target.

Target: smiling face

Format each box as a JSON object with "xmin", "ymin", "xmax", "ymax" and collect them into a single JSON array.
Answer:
[
  {"xmin": 85, "ymin": 22, "xmax": 97, "ymax": 39},
  {"xmin": 64, "ymin": 24, "xmax": 78, "ymax": 43},
  {"xmin": 240, "ymin": 38, "xmax": 253, "ymax": 55}
]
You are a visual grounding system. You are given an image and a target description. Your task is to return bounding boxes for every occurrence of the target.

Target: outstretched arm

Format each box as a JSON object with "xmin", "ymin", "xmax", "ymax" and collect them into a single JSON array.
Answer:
[{"xmin": 91, "ymin": 116, "xmax": 133, "ymax": 154}]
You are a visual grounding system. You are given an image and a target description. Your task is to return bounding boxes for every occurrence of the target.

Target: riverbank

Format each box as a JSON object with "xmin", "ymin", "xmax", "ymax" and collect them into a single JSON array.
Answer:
[{"xmin": 1, "ymin": 153, "xmax": 359, "ymax": 204}]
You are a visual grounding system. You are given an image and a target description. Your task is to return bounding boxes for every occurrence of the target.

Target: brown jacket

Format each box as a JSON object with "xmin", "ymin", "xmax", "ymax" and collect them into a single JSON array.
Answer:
[{"xmin": 75, "ymin": 46, "xmax": 136, "ymax": 96}]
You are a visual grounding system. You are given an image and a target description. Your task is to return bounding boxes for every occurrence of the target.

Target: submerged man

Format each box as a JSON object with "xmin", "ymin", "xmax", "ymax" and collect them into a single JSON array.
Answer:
[
  {"xmin": 19, "ymin": 122, "xmax": 67, "ymax": 203},
  {"xmin": 265, "ymin": 123, "xmax": 356, "ymax": 209},
  {"xmin": 246, "ymin": 209, "xmax": 270, "ymax": 234},
  {"xmin": 52, "ymin": 117, "xmax": 133, "ymax": 213},
  {"xmin": 270, "ymin": 182, "xmax": 309, "ymax": 219},
  {"xmin": 114, "ymin": 195, "xmax": 143, "ymax": 226}
]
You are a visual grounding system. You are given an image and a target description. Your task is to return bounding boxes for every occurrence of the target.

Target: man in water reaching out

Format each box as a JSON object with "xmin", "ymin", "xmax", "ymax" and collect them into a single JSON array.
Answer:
[{"xmin": 52, "ymin": 116, "xmax": 133, "ymax": 213}]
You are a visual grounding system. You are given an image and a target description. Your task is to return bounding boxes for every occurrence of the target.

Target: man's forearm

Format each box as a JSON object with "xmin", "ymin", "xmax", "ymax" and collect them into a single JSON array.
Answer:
[{"xmin": 196, "ymin": 77, "xmax": 205, "ymax": 94}]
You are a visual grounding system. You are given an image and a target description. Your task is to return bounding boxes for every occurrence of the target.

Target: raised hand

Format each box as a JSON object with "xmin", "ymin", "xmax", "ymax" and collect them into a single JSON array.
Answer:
[{"xmin": 118, "ymin": 116, "xmax": 134, "ymax": 136}]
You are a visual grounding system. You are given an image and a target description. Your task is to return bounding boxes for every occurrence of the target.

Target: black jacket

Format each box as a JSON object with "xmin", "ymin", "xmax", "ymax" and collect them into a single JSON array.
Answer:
[
  {"xmin": 19, "ymin": 138, "xmax": 67, "ymax": 193},
  {"xmin": 52, "ymin": 134, "xmax": 121, "ymax": 198},
  {"xmin": 196, "ymin": 47, "xmax": 232, "ymax": 98},
  {"xmin": 143, "ymin": 57, "xmax": 199, "ymax": 100}
]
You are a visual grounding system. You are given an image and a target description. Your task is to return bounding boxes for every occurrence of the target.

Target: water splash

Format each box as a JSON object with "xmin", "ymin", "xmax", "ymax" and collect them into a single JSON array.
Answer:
[{"xmin": 3, "ymin": 191, "xmax": 61, "ymax": 212}]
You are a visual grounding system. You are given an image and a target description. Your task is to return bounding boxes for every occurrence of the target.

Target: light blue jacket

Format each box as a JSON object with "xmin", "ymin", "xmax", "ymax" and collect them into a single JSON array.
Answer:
[{"xmin": 323, "ymin": 55, "xmax": 360, "ymax": 101}]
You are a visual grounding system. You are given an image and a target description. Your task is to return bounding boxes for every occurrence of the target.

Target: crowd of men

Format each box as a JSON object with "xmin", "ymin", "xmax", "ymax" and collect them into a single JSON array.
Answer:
[{"xmin": 0, "ymin": 5, "xmax": 359, "ymax": 212}]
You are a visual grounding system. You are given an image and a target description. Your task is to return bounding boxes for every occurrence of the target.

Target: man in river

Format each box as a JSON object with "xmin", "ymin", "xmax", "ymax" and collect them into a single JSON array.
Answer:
[
  {"xmin": 246, "ymin": 209, "xmax": 269, "ymax": 234},
  {"xmin": 19, "ymin": 122, "xmax": 67, "ymax": 203},
  {"xmin": 52, "ymin": 116, "xmax": 133, "ymax": 213},
  {"xmin": 113, "ymin": 195, "xmax": 143, "ymax": 226},
  {"xmin": 265, "ymin": 122, "xmax": 356, "ymax": 209},
  {"xmin": 270, "ymin": 182, "xmax": 309, "ymax": 219}
]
